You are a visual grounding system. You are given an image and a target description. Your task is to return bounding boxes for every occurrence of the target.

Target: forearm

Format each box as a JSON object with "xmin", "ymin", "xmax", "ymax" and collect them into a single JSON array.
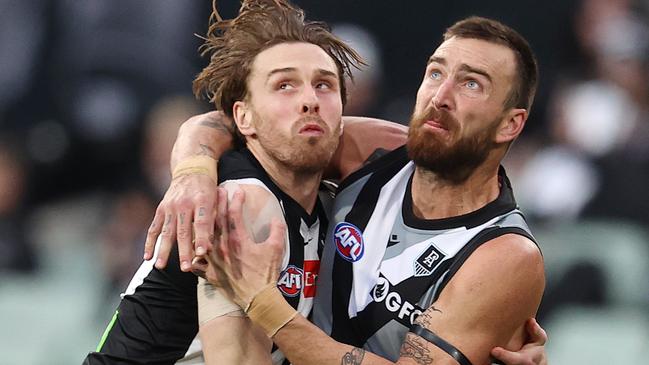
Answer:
[
  {"xmin": 273, "ymin": 312, "xmax": 393, "ymax": 365},
  {"xmin": 326, "ymin": 116, "xmax": 408, "ymax": 180},
  {"xmin": 170, "ymin": 111, "xmax": 236, "ymax": 171},
  {"xmin": 200, "ymin": 315, "xmax": 272, "ymax": 365}
]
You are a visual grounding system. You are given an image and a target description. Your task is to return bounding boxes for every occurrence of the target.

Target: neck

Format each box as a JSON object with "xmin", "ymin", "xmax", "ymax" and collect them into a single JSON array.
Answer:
[
  {"xmin": 410, "ymin": 159, "xmax": 501, "ymax": 220},
  {"xmin": 248, "ymin": 145, "xmax": 322, "ymax": 213}
]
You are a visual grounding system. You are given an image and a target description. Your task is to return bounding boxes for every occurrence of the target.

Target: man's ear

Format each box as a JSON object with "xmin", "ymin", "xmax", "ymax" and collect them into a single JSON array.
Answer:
[
  {"xmin": 233, "ymin": 100, "xmax": 256, "ymax": 136},
  {"xmin": 495, "ymin": 108, "xmax": 527, "ymax": 144}
]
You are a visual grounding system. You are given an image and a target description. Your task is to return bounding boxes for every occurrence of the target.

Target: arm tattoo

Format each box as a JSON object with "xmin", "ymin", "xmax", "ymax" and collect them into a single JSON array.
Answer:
[
  {"xmin": 400, "ymin": 334, "xmax": 435, "ymax": 364},
  {"xmin": 199, "ymin": 117, "xmax": 234, "ymax": 135},
  {"xmin": 341, "ymin": 348, "xmax": 365, "ymax": 365},
  {"xmin": 416, "ymin": 306, "xmax": 442, "ymax": 327},
  {"xmin": 199, "ymin": 143, "xmax": 218, "ymax": 159}
]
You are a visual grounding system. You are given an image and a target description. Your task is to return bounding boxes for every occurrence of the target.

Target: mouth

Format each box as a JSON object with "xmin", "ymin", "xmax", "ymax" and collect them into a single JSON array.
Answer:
[
  {"xmin": 299, "ymin": 123, "xmax": 325, "ymax": 136},
  {"xmin": 424, "ymin": 119, "xmax": 449, "ymax": 132}
]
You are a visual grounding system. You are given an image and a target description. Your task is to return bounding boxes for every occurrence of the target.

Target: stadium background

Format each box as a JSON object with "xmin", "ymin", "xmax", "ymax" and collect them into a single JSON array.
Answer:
[{"xmin": 1, "ymin": 0, "xmax": 648, "ymax": 363}]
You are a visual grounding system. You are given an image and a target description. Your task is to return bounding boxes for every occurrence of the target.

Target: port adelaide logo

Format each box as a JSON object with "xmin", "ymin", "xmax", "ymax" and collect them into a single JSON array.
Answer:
[
  {"xmin": 414, "ymin": 244, "xmax": 446, "ymax": 277},
  {"xmin": 333, "ymin": 222, "xmax": 365, "ymax": 262}
]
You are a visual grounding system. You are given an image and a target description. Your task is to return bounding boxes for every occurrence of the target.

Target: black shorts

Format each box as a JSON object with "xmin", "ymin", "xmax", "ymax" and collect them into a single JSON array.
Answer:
[{"xmin": 83, "ymin": 246, "xmax": 198, "ymax": 365}]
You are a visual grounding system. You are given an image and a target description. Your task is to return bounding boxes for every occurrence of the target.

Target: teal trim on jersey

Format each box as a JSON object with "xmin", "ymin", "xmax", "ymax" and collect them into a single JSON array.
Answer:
[{"xmin": 96, "ymin": 310, "xmax": 119, "ymax": 352}]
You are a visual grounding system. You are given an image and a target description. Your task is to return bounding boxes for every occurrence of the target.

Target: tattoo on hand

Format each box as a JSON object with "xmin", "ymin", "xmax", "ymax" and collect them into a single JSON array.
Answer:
[
  {"xmin": 341, "ymin": 348, "xmax": 365, "ymax": 365},
  {"xmin": 179, "ymin": 213, "xmax": 185, "ymax": 224},
  {"xmin": 400, "ymin": 334, "xmax": 434, "ymax": 364},
  {"xmin": 198, "ymin": 207, "xmax": 206, "ymax": 217}
]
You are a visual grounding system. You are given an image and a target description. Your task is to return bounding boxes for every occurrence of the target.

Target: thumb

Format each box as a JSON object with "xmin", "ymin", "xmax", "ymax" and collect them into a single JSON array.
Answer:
[
  {"xmin": 491, "ymin": 347, "xmax": 521, "ymax": 364},
  {"xmin": 266, "ymin": 218, "xmax": 287, "ymax": 253},
  {"xmin": 527, "ymin": 318, "xmax": 548, "ymax": 345}
]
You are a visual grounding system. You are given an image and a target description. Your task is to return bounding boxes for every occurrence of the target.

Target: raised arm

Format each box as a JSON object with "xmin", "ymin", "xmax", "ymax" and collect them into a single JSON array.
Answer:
[
  {"xmin": 145, "ymin": 113, "xmax": 406, "ymax": 271},
  {"xmin": 327, "ymin": 117, "xmax": 408, "ymax": 181},
  {"xmin": 144, "ymin": 111, "xmax": 235, "ymax": 271}
]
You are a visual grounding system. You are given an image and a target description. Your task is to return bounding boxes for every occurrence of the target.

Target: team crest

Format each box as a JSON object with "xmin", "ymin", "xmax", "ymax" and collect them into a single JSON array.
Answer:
[
  {"xmin": 333, "ymin": 222, "xmax": 365, "ymax": 262},
  {"xmin": 414, "ymin": 244, "xmax": 445, "ymax": 277},
  {"xmin": 277, "ymin": 265, "xmax": 303, "ymax": 297}
]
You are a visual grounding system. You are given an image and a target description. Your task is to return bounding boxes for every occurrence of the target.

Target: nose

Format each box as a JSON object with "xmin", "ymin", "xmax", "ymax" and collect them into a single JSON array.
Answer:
[
  {"xmin": 301, "ymin": 86, "xmax": 320, "ymax": 114},
  {"xmin": 431, "ymin": 79, "xmax": 454, "ymax": 110}
]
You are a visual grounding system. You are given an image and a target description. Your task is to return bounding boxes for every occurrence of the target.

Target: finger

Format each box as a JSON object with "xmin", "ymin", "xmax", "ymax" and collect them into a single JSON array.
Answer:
[
  {"xmin": 144, "ymin": 208, "xmax": 165, "ymax": 260},
  {"xmin": 227, "ymin": 188, "xmax": 248, "ymax": 254},
  {"xmin": 155, "ymin": 213, "xmax": 176, "ymax": 269},
  {"xmin": 176, "ymin": 210, "xmax": 194, "ymax": 272},
  {"xmin": 193, "ymin": 192, "xmax": 217, "ymax": 256},
  {"xmin": 215, "ymin": 187, "xmax": 229, "ymax": 260},
  {"xmin": 266, "ymin": 218, "xmax": 287, "ymax": 277},
  {"xmin": 526, "ymin": 318, "xmax": 548, "ymax": 345},
  {"xmin": 191, "ymin": 256, "xmax": 208, "ymax": 279},
  {"xmin": 491, "ymin": 347, "xmax": 525, "ymax": 365},
  {"xmin": 226, "ymin": 189, "xmax": 247, "ymax": 279}
]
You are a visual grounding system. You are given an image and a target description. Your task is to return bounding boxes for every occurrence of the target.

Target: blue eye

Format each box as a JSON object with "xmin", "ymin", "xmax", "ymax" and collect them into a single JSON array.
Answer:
[
  {"xmin": 466, "ymin": 80, "xmax": 480, "ymax": 90},
  {"xmin": 430, "ymin": 71, "xmax": 442, "ymax": 80}
]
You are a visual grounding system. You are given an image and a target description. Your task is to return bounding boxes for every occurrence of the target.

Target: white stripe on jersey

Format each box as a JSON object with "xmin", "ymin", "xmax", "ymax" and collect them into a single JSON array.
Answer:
[{"xmin": 348, "ymin": 162, "xmax": 412, "ymax": 317}]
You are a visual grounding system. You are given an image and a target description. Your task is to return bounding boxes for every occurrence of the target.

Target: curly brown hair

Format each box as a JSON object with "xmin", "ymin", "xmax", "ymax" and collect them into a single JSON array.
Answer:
[{"xmin": 193, "ymin": 0, "xmax": 365, "ymax": 119}]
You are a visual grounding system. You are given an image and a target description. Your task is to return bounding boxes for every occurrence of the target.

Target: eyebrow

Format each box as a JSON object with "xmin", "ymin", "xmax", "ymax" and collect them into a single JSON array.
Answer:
[
  {"xmin": 267, "ymin": 67, "xmax": 297, "ymax": 78},
  {"xmin": 427, "ymin": 56, "xmax": 493, "ymax": 83},
  {"xmin": 267, "ymin": 67, "xmax": 338, "ymax": 79},
  {"xmin": 458, "ymin": 64, "xmax": 492, "ymax": 83}
]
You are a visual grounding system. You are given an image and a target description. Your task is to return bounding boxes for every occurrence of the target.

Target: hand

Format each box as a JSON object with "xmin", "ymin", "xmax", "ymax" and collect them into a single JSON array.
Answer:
[
  {"xmin": 144, "ymin": 173, "xmax": 219, "ymax": 272},
  {"xmin": 205, "ymin": 188, "xmax": 287, "ymax": 309},
  {"xmin": 491, "ymin": 318, "xmax": 548, "ymax": 365}
]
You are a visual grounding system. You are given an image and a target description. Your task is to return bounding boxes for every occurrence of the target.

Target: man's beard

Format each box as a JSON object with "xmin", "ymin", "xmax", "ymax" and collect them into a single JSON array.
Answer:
[
  {"xmin": 253, "ymin": 111, "xmax": 340, "ymax": 175},
  {"xmin": 406, "ymin": 107, "xmax": 498, "ymax": 184}
]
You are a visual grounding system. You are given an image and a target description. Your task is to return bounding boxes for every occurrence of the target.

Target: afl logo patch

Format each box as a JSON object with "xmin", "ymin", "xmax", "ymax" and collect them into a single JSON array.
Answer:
[
  {"xmin": 277, "ymin": 265, "xmax": 303, "ymax": 297},
  {"xmin": 333, "ymin": 222, "xmax": 365, "ymax": 262}
]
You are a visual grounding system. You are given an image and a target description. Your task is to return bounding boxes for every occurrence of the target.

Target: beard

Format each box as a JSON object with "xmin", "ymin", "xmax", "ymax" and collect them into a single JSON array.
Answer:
[
  {"xmin": 406, "ymin": 106, "xmax": 498, "ymax": 184},
  {"xmin": 252, "ymin": 110, "xmax": 340, "ymax": 175}
]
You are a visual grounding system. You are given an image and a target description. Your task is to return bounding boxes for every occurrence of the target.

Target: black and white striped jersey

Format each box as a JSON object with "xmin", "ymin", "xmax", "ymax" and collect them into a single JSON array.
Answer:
[
  {"xmin": 312, "ymin": 146, "xmax": 537, "ymax": 361},
  {"xmin": 84, "ymin": 149, "xmax": 328, "ymax": 365}
]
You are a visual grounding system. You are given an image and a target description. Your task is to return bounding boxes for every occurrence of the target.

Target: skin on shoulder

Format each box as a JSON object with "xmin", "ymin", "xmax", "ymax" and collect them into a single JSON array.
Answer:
[
  {"xmin": 403, "ymin": 234, "xmax": 544, "ymax": 365},
  {"xmin": 220, "ymin": 182, "xmax": 287, "ymax": 244},
  {"xmin": 197, "ymin": 182, "xmax": 286, "ymax": 365}
]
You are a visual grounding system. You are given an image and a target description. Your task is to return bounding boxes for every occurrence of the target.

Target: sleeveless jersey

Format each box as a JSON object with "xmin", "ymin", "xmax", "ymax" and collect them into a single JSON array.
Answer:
[
  {"xmin": 312, "ymin": 146, "xmax": 537, "ymax": 361},
  {"xmin": 84, "ymin": 148, "xmax": 328, "ymax": 365}
]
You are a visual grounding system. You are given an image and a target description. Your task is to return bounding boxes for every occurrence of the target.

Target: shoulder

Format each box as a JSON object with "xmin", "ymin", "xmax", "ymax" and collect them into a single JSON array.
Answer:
[
  {"xmin": 448, "ymin": 233, "xmax": 544, "ymax": 301},
  {"xmin": 221, "ymin": 182, "xmax": 281, "ymax": 218}
]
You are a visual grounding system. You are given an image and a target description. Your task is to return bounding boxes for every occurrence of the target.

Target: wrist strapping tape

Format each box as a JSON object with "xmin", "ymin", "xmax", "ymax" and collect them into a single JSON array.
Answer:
[
  {"xmin": 245, "ymin": 284, "xmax": 297, "ymax": 338},
  {"xmin": 172, "ymin": 156, "xmax": 217, "ymax": 183}
]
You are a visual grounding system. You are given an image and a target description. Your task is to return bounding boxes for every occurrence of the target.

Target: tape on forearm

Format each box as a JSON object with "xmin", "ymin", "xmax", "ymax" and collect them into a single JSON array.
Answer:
[
  {"xmin": 245, "ymin": 283, "xmax": 297, "ymax": 338},
  {"xmin": 197, "ymin": 277, "xmax": 245, "ymax": 325},
  {"xmin": 171, "ymin": 156, "xmax": 217, "ymax": 183}
]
